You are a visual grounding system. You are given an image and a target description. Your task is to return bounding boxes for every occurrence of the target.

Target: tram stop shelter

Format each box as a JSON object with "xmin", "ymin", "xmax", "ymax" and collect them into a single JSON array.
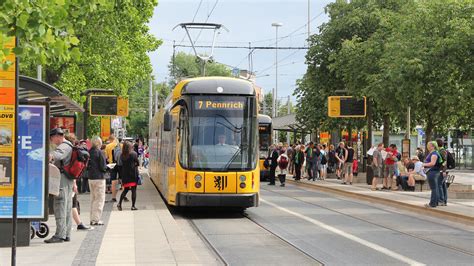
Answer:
[
  {"xmin": 0, "ymin": 75, "xmax": 83, "ymax": 247},
  {"xmin": 19, "ymin": 75, "xmax": 84, "ymax": 114},
  {"xmin": 272, "ymin": 113, "xmax": 311, "ymax": 144}
]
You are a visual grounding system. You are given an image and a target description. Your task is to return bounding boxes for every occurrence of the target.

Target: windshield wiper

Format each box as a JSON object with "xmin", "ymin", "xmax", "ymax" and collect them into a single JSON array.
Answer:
[{"xmin": 222, "ymin": 144, "xmax": 248, "ymax": 171}]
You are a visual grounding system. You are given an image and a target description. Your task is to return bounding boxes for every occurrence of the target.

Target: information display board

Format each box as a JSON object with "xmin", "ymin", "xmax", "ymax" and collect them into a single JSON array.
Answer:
[
  {"xmin": 89, "ymin": 95, "xmax": 129, "ymax": 117},
  {"xmin": 0, "ymin": 104, "xmax": 48, "ymax": 219},
  {"xmin": 50, "ymin": 115, "xmax": 76, "ymax": 135},
  {"xmin": 0, "ymin": 37, "xmax": 16, "ymax": 197},
  {"xmin": 328, "ymin": 96, "xmax": 366, "ymax": 118}
]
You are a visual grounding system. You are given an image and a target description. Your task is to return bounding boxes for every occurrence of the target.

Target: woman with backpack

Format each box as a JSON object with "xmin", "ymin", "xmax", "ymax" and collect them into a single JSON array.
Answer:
[
  {"xmin": 117, "ymin": 141, "xmax": 140, "ymax": 211},
  {"xmin": 318, "ymin": 144, "xmax": 328, "ymax": 180},
  {"xmin": 88, "ymin": 137, "xmax": 108, "ymax": 225},
  {"xmin": 277, "ymin": 148, "xmax": 289, "ymax": 187},
  {"xmin": 423, "ymin": 141, "xmax": 442, "ymax": 208}
]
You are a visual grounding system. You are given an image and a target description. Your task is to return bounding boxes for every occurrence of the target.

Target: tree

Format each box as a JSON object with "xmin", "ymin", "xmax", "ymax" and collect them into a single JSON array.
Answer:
[
  {"xmin": 295, "ymin": 0, "xmax": 388, "ymax": 143},
  {"xmin": 1, "ymin": 0, "xmax": 110, "ymax": 68},
  {"xmin": 330, "ymin": 0, "xmax": 413, "ymax": 145},
  {"xmin": 127, "ymin": 81, "xmax": 171, "ymax": 140},
  {"xmin": 380, "ymin": 0, "xmax": 473, "ymax": 143},
  {"xmin": 168, "ymin": 52, "xmax": 232, "ymax": 85}
]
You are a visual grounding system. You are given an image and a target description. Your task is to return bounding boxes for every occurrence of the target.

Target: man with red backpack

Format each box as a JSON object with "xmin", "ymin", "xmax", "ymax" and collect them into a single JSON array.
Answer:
[
  {"xmin": 277, "ymin": 148, "xmax": 289, "ymax": 187},
  {"xmin": 45, "ymin": 128, "xmax": 75, "ymax": 244}
]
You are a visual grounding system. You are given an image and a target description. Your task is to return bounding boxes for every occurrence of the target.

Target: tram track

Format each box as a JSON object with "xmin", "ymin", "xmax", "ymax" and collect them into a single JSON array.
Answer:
[
  {"xmin": 150, "ymin": 176, "xmax": 320, "ymax": 265},
  {"xmin": 173, "ymin": 208, "xmax": 322, "ymax": 266},
  {"xmin": 262, "ymin": 185, "xmax": 474, "ymax": 257},
  {"xmin": 242, "ymin": 211, "xmax": 324, "ymax": 265},
  {"xmin": 187, "ymin": 218, "xmax": 229, "ymax": 266}
]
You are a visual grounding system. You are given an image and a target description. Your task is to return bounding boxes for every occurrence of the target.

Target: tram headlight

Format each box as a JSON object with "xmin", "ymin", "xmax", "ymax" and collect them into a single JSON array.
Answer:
[
  {"xmin": 194, "ymin": 174, "xmax": 202, "ymax": 182},
  {"xmin": 195, "ymin": 182, "xmax": 202, "ymax": 188},
  {"xmin": 239, "ymin": 175, "xmax": 246, "ymax": 182},
  {"xmin": 239, "ymin": 182, "xmax": 246, "ymax": 189}
]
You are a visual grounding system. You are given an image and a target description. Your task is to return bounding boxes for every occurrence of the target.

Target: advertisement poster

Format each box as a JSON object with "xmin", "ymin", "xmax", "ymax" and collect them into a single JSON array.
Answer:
[
  {"xmin": 50, "ymin": 115, "xmax": 76, "ymax": 135},
  {"xmin": 0, "ymin": 36, "xmax": 16, "ymax": 197},
  {"xmin": 0, "ymin": 105, "xmax": 47, "ymax": 219}
]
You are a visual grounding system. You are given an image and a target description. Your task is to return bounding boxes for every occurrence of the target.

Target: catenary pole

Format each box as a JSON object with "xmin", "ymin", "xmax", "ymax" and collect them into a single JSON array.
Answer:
[
  {"xmin": 287, "ymin": 95, "xmax": 291, "ymax": 144},
  {"xmin": 149, "ymin": 79, "xmax": 153, "ymax": 123},
  {"xmin": 308, "ymin": 0, "xmax": 310, "ymax": 40}
]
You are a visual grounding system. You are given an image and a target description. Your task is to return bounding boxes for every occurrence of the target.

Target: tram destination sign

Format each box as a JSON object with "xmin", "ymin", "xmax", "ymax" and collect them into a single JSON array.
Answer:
[
  {"xmin": 89, "ymin": 95, "xmax": 129, "ymax": 117},
  {"xmin": 194, "ymin": 100, "xmax": 245, "ymax": 110},
  {"xmin": 328, "ymin": 96, "xmax": 366, "ymax": 118}
]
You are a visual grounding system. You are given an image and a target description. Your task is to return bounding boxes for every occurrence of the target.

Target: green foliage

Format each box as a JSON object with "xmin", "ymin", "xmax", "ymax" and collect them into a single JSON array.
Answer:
[
  {"xmin": 8, "ymin": 1, "xmax": 161, "ymax": 137},
  {"xmin": 0, "ymin": 0, "xmax": 111, "ymax": 66},
  {"xmin": 168, "ymin": 52, "xmax": 232, "ymax": 86},
  {"xmin": 127, "ymin": 81, "xmax": 171, "ymax": 139},
  {"xmin": 296, "ymin": 0, "xmax": 472, "ymax": 143},
  {"xmin": 261, "ymin": 92, "xmax": 273, "ymax": 117},
  {"xmin": 380, "ymin": 0, "xmax": 473, "ymax": 140}
]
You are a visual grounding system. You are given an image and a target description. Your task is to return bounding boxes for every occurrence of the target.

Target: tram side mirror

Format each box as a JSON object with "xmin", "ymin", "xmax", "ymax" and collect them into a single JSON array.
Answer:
[{"xmin": 163, "ymin": 111, "xmax": 172, "ymax": 131}]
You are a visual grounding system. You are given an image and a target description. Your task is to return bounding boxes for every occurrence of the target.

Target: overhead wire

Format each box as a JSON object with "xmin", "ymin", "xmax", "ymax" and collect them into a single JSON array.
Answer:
[
  {"xmin": 178, "ymin": 0, "xmax": 204, "ymax": 44},
  {"xmin": 255, "ymin": 49, "xmax": 305, "ymax": 75},
  {"xmin": 192, "ymin": 0, "xmax": 220, "ymax": 46}
]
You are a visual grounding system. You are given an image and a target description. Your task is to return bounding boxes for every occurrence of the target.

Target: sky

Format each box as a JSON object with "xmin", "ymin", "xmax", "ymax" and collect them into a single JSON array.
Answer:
[{"xmin": 148, "ymin": 0, "xmax": 334, "ymax": 103}]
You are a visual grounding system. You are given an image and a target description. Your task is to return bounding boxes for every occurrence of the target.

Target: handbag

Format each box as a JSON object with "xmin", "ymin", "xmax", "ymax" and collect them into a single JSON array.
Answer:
[{"xmin": 137, "ymin": 174, "xmax": 143, "ymax": 185}]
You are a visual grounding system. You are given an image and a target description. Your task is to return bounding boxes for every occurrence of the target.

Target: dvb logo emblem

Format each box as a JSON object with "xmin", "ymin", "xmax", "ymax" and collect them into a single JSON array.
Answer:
[{"xmin": 214, "ymin": 175, "xmax": 228, "ymax": 191}]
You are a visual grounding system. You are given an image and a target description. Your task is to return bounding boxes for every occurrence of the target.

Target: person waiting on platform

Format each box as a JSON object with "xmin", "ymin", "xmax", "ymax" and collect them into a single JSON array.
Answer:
[
  {"xmin": 88, "ymin": 137, "xmax": 108, "ymax": 225},
  {"xmin": 267, "ymin": 144, "xmax": 279, "ymax": 185},
  {"xmin": 395, "ymin": 158, "xmax": 410, "ymax": 191},
  {"xmin": 45, "ymin": 128, "xmax": 75, "ymax": 244},
  {"xmin": 277, "ymin": 148, "xmax": 289, "ymax": 187},
  {"xmin": 407, "ymin": 156, "xmax": 426, "ymax": 191},
  {"xmin": 117, "ymin": 141, "xmax": 140, "ymax": 211}
]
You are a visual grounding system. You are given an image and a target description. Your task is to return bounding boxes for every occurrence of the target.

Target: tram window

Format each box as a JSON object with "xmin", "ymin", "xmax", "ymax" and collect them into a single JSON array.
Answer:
[
  {"xmin": 188, "ymin": 96, "xmax": 257, "ymax": 171},
  {"xmin": 179, "ymin": 108, "xmax": 189, "ymax": 168}
]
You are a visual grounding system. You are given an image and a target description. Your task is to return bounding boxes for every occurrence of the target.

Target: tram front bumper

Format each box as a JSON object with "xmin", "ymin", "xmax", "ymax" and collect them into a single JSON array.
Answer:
[{"xmin": 177, "ymin": 193, "xmax": 259, "ymax": 207}]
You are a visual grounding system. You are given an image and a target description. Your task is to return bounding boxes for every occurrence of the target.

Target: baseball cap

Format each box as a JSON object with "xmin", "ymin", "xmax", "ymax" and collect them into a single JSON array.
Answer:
[{"xmin": 50, "ymin": 128, "xmax": 64, "ymax": 136}]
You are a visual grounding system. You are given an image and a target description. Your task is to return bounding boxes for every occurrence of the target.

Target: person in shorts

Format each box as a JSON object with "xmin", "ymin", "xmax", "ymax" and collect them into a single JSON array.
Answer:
[
  {"xmin": 383, "ymin": 144, "xmax": 398, "ymax": 190},
  {"xmin": 371, "ymin": 143, "xmax": 384, "ymax": 191},
  {"xmin": 335, "ymin": 142, "xmax": 346, "ymax": 180}
]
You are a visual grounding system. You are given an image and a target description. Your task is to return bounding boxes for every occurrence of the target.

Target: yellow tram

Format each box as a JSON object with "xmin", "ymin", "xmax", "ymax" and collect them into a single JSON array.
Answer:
[
  {"xmin": 149, "ymin": 77, "xmax": 260, "ymax": 207},
  {"xmin": 258, "ymin": 114, "xmax": 272, "ymax": 181}
]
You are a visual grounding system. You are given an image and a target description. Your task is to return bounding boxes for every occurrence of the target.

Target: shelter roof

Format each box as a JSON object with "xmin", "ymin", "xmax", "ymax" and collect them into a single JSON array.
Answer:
[
  {"xmin": 19, "ymin": 75, "xmax": 84, "ymax": 114},
  {"xmin": 272, "ymin": 113, "xmax": 310, "ymax": 133}
]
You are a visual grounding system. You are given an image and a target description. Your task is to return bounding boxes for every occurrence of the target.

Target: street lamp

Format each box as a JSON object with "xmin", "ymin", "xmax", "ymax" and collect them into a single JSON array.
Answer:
[{"xmin": 271, "ymin": 22, "xmax": 283, "ymax": 119}]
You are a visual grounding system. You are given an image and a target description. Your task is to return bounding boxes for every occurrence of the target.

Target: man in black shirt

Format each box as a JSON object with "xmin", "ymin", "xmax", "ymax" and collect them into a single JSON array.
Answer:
[
  {"xmin": 343, "ymin": 143, "xmax": 355, "ymax": 185},
  {"xmin": 268, "ymin": 145, "xmax": 279, "ymax": 185}
]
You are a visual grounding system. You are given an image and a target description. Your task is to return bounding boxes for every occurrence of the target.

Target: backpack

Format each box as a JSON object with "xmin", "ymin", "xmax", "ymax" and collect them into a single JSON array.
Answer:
[
  {"xmin": 446, "ymin": 150, "xmax": 455, "ymax": 169},
  {"xmin": 61, "ymin": 142, "xmax": 90, "ymax": 180},
  {"xmin": 112, "ymin": 143, "xmax": 122, "ymax": 163},
  {"xmin": 321, "ymin": 154, "xmax": 327, "ymax": 165},
  {"xmin": 278, "ymin": 155, "xmax": 289, "ymax": 170},
  {"xmin": 263, "ymin": 158, "xmax": 270, "ymax": 169}
]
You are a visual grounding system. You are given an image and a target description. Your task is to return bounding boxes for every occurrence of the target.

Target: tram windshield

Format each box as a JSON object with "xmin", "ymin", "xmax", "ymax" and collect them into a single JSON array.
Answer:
[
  {"xmin": 187, "ymin": 95, "xmax": 257, "ymax": 171},
  {"xmin": 259, "ymin": 124, "xmax": 271, "ymax": 159}
]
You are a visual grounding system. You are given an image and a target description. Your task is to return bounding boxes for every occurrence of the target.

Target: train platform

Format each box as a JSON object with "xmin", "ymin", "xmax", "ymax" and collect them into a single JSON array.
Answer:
[
  {"xmin": 0, "ymin": 171, "xmax": 219, "ymax": 265},
  {"xmin": 286, "ymin": 172, "xmax": 474, "ymax": 225}
]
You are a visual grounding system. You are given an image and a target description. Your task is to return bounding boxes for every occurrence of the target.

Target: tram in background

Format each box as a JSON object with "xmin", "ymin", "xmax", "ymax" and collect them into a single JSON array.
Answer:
[
  {"xmin": 258, "ymin": 114, "xmax": 272, "ymax": 181},
  {"xmin": 148, "ymin": 77, "xmax": 260, "ymax": 208}
]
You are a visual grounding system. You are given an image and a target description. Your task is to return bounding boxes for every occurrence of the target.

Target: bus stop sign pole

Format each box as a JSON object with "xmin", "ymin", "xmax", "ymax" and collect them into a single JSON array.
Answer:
[{"xmin": 11, "ymin": 35, "xmax": 19, "ymax": 266}]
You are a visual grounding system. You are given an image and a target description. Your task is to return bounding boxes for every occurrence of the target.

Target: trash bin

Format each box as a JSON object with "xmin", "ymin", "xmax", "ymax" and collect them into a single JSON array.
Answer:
[{"xmin": 365, "ymin": 155, "xmax": 373, "ymax": 185}]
